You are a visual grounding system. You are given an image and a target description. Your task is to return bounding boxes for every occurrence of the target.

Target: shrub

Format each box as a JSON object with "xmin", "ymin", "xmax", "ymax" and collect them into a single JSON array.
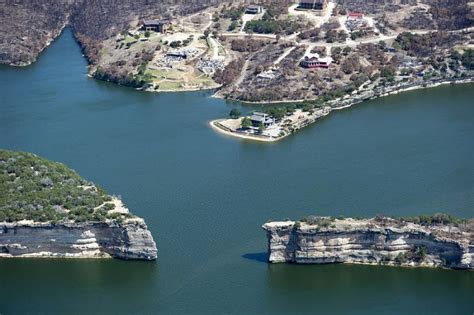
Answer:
[
  {"xmin": 229, "ymin": 108, "xmax": 241, "ymax": 118},
  {"xmin": 305, "ymin": 215, "xmax": 331, "ymax": 227},
  {"xmin": 241, "ymin": 117, "xmax": 252, "ymax": 129},
  {"xmin": 0, "ymin": 150, "xmax": 133, "ymax": 224},
  {"xmin": 395, "ymin": 252, "xmax": 407, "ymax": 264}
]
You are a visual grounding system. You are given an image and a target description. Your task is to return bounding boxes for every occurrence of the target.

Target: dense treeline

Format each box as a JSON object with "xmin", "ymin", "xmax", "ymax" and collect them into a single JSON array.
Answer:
[
  {"xmin": 244, "ymin": 9, "xmax": 308, "ymax": 35},
  {"xmin": 214, "ymin": 58, "xmax": 245, "ymax": 85},
  {"xmin": 395, "ymin": 32, "xmax": 463, "ymax": 57}
]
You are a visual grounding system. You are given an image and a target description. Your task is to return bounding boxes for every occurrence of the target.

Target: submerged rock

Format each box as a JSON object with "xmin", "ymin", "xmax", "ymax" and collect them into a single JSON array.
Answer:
[{"xmin": 262, "ymin": 216, "xmax": 473, "ymax": 270}]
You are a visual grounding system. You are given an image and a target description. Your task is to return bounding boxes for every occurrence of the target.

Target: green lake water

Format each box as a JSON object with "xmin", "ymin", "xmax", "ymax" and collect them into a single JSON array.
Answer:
[{"xmin": 0, "ymin": 29, "xmax": 473, "ymax": 314}]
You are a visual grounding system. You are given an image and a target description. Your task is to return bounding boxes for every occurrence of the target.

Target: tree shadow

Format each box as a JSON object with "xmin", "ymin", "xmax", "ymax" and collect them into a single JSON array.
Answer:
[{"xmin": 242, "ymin": 252, "xmax": 268, "ymax": 263}]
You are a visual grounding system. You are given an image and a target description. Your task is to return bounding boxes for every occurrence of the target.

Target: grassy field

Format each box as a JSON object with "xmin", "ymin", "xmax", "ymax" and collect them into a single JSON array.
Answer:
[{"xmin": 146, "ymin": 67, "xmax": 217, "ymax": 91}]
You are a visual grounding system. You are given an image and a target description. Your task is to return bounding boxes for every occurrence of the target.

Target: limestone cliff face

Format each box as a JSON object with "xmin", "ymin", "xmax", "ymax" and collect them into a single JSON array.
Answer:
[
  {"xmin": 0, "ymin": 219, "xmax": 157, "ymax": 260},
  {"xmin": 262, "ymin": 218, "xmax": 473, "ymax": 270}
]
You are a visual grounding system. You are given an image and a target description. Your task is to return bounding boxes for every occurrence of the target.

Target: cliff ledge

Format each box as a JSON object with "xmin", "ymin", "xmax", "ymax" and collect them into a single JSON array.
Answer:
[
  {"xmin": 0, "ymin": 149, "xmax": 157, "ymax": 260},
  {"xmin": 263, "ymin": 216, "xmax": 473, "ymax": 269},
  {"xmin": 1, "ymin": 219, "xmax": 157, "ymax": 260}
]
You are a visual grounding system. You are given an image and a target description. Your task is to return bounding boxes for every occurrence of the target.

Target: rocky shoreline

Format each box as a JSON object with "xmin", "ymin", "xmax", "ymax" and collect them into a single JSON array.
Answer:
[
  {"xmin": 327, "ymin": 77, "xmax": 474, "ymax": 111},
  {"xmin": 0, "ymin": 219, "xmax": 157, "ymax": 260},
  {"xmin": 263, "ymin": 216, "xmax": 473, "ymax": 270}
]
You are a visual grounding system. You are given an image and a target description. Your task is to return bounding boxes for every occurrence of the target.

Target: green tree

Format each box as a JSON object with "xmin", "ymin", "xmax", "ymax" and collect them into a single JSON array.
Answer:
[
  {"xmin": 258, "ymin": 121, "xmax": 265, "ymax": 133},
  {"xmin": 286, "ymin": 104, "xmax": 296, "ymax": 114},
  {"xmin": 144, "ymin": 31, "xmax": 151, "ymax": 38},
  {"xmin": 241, "ymin": 117, "xmax": 252, "ymax": 129},
  {"xmin": 229, "ymin": 108, "xmax": 241, "ymax": 119},
  {"xmin": 266, "ymin": 107, "xmax": 286, "ymax": 120},
  {"xmin": 461, "ymin": 49, "xmax": 474, "ymax": 70},
  {"xmin": 228, "ymin": 21, "xmax": 239, "ymax": 31}
]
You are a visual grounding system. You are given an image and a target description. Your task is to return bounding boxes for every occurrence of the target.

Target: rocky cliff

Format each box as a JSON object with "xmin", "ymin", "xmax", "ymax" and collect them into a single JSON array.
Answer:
[
  {"xmin": 0, "ymin": 219, "xmax": 157, "ymax": 260},
  {"xmin": 0, "ymin": 149, "xmax": 157, "ymax": 261},
  {"xmin": 263, "ymin": 216, "xmax": 473, "ymax": 269}
]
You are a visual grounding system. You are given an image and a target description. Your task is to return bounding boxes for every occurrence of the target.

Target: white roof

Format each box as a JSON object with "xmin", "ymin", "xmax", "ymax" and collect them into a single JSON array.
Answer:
[
  {"xmin": 318, "ymin": 57, "xmax": 333, "ymax": 63},
  {"xmin": 304, "ymin": 53, "xmax": 320, "ymax": 59}
]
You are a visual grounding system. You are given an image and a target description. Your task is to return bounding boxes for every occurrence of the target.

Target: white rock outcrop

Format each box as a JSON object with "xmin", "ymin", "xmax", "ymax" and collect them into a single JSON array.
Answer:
[
  {"xmin": 0, "ymin": 219, "xmax": 157, "ymax": 260},
  {"xmin": 262, "ymin": 218, "xmax": 473, "ymax": 270}
]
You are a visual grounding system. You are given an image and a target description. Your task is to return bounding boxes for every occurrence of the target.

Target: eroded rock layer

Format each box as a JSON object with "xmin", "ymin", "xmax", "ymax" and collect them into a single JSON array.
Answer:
[
  {"xmin": 0, "ymin": 219, "xmax": 157, "ymax": 260},
  {"xmin": 262, "ymin": 217, "xmax": 473, "ymax": 269}
]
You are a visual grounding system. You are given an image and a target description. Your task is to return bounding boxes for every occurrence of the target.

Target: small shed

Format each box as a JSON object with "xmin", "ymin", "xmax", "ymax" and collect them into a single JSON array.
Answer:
[{"xmin": 245, "ymin": 5, "xmax": 263, "ymax": 14}]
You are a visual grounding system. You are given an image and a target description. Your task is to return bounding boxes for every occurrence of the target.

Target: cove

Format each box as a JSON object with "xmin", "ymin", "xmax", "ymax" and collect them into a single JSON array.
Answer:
[{"xmin": 0, "ymin": 29, "xmax": 473, "ymax": 314}]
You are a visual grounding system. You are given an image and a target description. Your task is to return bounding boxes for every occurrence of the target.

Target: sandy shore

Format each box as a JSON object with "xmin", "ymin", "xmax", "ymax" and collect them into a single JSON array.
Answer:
[{"xmin": 209, "ymin": 120, "xmax": 279, "ymax": 142}]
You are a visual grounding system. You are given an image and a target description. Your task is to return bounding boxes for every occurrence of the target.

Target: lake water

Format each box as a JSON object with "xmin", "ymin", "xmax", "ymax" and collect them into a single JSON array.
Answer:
[{"xmin": 0, "ymin": 29, "xmax": 473, "ymax": 314}]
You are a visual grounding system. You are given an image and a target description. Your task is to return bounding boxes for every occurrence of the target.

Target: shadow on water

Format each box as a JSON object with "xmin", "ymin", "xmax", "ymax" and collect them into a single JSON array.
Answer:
[{"xmin": 242, "ymin": 252, "xmax": 268, "ymax": 263}]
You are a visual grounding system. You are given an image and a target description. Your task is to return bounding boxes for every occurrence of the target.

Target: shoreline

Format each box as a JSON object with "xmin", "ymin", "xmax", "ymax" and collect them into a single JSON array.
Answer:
[
  {"xmin": 330, "ymin": 77, "xmax": 473, "ymax": 112},
  {"xmin": 211, "ymin": 91, "xmax": 309, "ymax": 105},
  {"xmin": 209, "ymin": 120, "xmax": 279, "ymax": 142},
  {"xmin": 86, "ymin": 73, "xmax": 221, "ymax": 93},
  {"xmin": 214, "ymin": 77, "xmax": 474, "ymax": 105},
  {"xmin": 3, "ymin": 22, "xmax": 69, "ymax": 67},
  {"xmin": 0, "ymin": 219, "xmax": 157, "ymax": 260},
  {"xmin": 263, "ymin": 217, "xmax": 473, "ymax": 270},
  {"xmin": 210, "ymin": 77, "xmax": 473, "ymax": 142},
  {"xmin": 145, "ymin": 83, "xmax": 221, "ymax": 93}
]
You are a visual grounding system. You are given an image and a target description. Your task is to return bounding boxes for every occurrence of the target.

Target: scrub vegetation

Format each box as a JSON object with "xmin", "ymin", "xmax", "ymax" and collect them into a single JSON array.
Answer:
[{"xmin": 0, "ymin": 150, "xmax": 132, "ymax": 223}]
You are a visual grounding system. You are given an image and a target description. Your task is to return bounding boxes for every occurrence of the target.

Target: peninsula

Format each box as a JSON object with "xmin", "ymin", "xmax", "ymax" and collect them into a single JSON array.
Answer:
[
  {"xmin": 263, "ymin": 215, "xmax": 473, "ymax": 269},
  {"xmin": 1, "ymin": 0, "xmax": 472, "ymax": 140},
  {"xmin": 0, "ymin": 150, "xmax": 157, "ymax": 260}
]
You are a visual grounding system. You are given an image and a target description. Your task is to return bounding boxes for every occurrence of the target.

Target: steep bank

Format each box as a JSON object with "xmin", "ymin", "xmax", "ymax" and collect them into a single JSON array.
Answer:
[
  {"xmin": 263, "ymin": 216, "xmax": 473, "ymax": 269},
  {"xmin": 0, "ymin": 1, "xmax": 71, "ymax": 66},
  {"xmin": 0, "ymin": 219, "xmax": 157, "ymax": 260},
  {"xmin": 0, "ymin": 0, "xmax": 226, "ymax": 67},
  {"xmin": 0, "ymin": 150, "xmax": 157, "ymax": 260}
]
